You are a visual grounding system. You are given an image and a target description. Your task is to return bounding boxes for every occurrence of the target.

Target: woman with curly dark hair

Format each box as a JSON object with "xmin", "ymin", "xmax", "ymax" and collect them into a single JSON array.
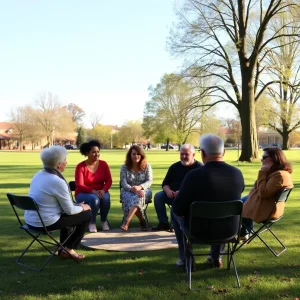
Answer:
[
  {"xmin": 120, "ymin": 145, "xmax": 152, "ymax": 231},
  {"xmin": 241, "ymin": 147, "xmax": 293, "ymax": 240},
  {"xmin": 75, "ymin": 140, "xmax": 112, "ymax": 233}
]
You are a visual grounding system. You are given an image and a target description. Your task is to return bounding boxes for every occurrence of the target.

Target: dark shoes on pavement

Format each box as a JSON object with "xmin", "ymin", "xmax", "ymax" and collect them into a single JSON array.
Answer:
[
  {"xmin": 207, "ymin": 256, "xmax": 223, "ymax": 268},
  {"xmin": 152, "ymin": 222, "xmax": 170, "ymax": 231},
  {"xmin": 140, "ymin": 219, "xmax": 148, "ymax": 231}
]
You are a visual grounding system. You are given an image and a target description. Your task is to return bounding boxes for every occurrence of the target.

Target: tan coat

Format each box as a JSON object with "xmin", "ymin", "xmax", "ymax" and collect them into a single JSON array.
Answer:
[{"xmin": 243, "ymin": 170, "xmax": 293, "ymax": 223}]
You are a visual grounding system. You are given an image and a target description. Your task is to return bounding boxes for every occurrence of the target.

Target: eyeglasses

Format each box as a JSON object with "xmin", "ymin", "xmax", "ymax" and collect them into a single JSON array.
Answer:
[{"xmin": 261, "ymin": 155, "xmax": 270, "ymax": 160}]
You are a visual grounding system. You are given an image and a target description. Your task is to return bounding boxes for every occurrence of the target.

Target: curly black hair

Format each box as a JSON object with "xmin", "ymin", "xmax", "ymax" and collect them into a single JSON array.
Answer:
[{"xmin": 79, "ymin": 140, "xmax": 101, "ymax": 156}]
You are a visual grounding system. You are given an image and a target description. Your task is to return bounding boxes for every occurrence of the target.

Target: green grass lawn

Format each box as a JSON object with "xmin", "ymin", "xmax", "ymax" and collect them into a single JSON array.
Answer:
[{"xmin": 0, "ymin": 149, "xmax": 300, "ymax": 300}]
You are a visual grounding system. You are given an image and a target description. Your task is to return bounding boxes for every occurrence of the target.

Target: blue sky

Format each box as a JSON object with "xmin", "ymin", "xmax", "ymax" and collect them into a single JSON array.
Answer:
[{"xmin": 0, "ymin": 0, "xmax": 184, "ymax": 126}]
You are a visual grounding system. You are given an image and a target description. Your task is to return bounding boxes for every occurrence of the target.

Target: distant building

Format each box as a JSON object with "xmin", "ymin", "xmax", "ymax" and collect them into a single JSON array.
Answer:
[
  {"xmin": 0, "ymin": 122, "xmax": 17, "ymax": 150},
  {"xmin": 0, "ymin": 122, "xmax": 77, "ymax": 150},
  {"xmin": 258, "ymin": 129, "xmax": 282, "ymax": 147}
]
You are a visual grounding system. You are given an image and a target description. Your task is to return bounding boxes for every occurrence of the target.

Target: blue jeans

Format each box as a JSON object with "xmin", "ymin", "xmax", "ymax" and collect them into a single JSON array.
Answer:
[
  {"xmin": 154, "ymin": 191, "xmax": 173, "ymax": 224},
  {"xmin": 241, "ymin": 195, "xmax": 253, "ymax": 236},
  {"xmin": 76, "ymin": 192, "xmax": 110, "ymax": 224},
  {"xmin": 171, "ymin": 209, "xmax": 224, "ymax": 262}
]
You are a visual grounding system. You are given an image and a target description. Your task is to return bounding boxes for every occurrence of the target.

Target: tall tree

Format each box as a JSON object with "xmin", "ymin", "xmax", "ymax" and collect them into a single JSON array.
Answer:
[
  {"xmin": 88, "ymin": 124, "xmax": 112, "ymax": 147},
  {"xmin": 76, "ymin": 126, "xmax": 87, "ymax": 147},
  {"xmin": 90, "ymin": 112, "xmax": 103, "ymax": 128},
  {"xmin": 119, "ymin": 121, "xmax": 143, "ymax": 146},
  {"xmin": 143, "ymin": 73, "xmax": 206, "ymax": 148},
  {"xmin": 169, "ymin": 0, "xmax": 300, "ymax": 161},
  {"xmin": 265, "ymin": 8, "xmax": 300, "ymax": 149},
  {"xmin": 66, "ymin": 103, "xmax": 86, "ymax": 125},
  {"xmin": 33, "ymin": 92, "xmax": 75, "ymax": 147},
  {"xmin": 9, "ymin": 106, "xmax": 32, "ymax": 151}
]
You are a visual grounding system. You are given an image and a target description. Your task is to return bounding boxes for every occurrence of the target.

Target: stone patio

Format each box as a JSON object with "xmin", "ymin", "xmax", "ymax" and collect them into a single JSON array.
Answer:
[{"xmin": 81, "ymin": 227, "xmax": 178, "ymax": 252}]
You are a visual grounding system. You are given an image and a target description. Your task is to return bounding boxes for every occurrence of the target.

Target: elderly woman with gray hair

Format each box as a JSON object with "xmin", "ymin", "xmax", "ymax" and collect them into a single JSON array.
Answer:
[{"xmin": 24, "ymin": 146, "xmax": 92, "ymax": 261}]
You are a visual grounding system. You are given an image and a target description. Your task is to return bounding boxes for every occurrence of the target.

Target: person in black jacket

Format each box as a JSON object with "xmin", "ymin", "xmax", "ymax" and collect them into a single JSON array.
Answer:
[
  {"xmin": 152, "ymin": 144, "xmax": 202, "ymax": 231},
  {"xmin": 172, "ymin": 134, "xmax": 244, "ymax": 269}
]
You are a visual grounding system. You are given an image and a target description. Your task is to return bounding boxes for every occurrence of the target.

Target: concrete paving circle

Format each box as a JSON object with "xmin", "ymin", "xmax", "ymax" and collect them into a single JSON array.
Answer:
[{"xmin": 81, "ymin": 227, "xmax": 178, "ymax": 252}]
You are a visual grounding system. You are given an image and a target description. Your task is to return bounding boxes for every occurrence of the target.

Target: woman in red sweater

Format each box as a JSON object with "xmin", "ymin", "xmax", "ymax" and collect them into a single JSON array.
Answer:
[{"xmin": 75, "ymin": 140, "xmax": 112, "ymax": 233}]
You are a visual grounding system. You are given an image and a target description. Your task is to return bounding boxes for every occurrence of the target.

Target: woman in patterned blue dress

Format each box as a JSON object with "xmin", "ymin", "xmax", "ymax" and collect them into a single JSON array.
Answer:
[{"xmin": 120, "ymin": 145, "xmax": 152, "ymax": 231}]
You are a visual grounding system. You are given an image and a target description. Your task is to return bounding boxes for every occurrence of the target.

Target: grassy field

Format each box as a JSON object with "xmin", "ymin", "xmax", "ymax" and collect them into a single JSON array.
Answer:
[{"xmin": 0, "ymin": 149, "xmax": 300, "ymax": 300}]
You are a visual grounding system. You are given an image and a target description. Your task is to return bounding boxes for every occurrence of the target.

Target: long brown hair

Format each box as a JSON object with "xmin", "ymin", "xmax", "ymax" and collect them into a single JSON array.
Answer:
[
  {"xmin": 125, "ymin": 145, "xmax": 147, "ymax": 170},
  {"xmin": 263, "ymin": 147, "xmax": 292, "ymax": 175}
]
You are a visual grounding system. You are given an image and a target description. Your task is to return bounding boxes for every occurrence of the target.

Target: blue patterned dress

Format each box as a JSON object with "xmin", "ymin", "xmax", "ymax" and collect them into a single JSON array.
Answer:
[{"xmin": 120, "ymin": 163, "xmax": 153, "ymax": 219}]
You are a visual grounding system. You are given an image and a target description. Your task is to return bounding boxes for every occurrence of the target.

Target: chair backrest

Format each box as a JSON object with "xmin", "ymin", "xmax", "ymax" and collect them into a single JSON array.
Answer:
[
  {"xmin": 68, "ymin": 181, "xmax": 76, "ymax": 202},
  {"xmin": 7, "ymin": 193, "xmax": 41, "ymax": 227},
  {"xmin": 188, "ymin": 200, "xmax": 243, "ymax": 242},
  {"xmin": 276, "ymin": 187, "xmax": 293, "ymax": 203},
  {"xmin": 7, "ymin": 193, "xmax": 39, "ymax": 211},
  {"xmin": 69, "ymin": 181, "xmax": 76, "ymax": 192}
]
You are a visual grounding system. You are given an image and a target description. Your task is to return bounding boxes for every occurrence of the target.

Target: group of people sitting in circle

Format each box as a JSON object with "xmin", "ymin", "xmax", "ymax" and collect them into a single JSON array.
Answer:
[{"xmin": 24, "ymin": 134, "xmax": 293, "ymax": 267}]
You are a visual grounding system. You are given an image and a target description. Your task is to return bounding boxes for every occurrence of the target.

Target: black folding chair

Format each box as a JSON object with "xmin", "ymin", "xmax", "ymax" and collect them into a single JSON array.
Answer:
[
  {"xmin": 183, "ymin": 200, "xmax": 243, "ymax": 289},
  {"xmin": 7, "ymin": 193, "xmax": 78, "ymax": 272},
  {"xmin": 237, "ymin": 188, "xmax": 293, "ymax": 257},
  {"xmin": 68, "ymin": 180, "xmax": 77, "ymax": 202},
  {"xmin": 119, "ymin": 182, "xmax": 152, "ymax": 229}
]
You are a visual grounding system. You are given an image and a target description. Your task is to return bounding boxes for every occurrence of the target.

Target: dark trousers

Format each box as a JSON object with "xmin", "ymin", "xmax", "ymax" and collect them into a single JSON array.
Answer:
[
  {"xmin": 172, "ymin": 209, "xmax": 224, "ymax": 262},
  {"xmin": 29, "ymin": 211, "xmax": 92, "ymax": 249},
  {"xmin": 241, "ymin": 195, "xmax": 254, "ymax": 235}
]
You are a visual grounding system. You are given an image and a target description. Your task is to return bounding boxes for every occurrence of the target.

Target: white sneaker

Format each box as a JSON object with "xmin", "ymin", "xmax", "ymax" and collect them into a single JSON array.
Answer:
[
  {"xmin": 175, "ymin": 259, "xmax": 185, "ymax": 268},
  {"xmin": 240, "ymin": 234, "xmax": 249, "ymax": 241},
  {"xmin": 88, "ymin": 224, "xmax": 97, "ymax": 233},
  {"xmin": 101, "ymin": 221, "xmax": 110, "ymax": 231}
]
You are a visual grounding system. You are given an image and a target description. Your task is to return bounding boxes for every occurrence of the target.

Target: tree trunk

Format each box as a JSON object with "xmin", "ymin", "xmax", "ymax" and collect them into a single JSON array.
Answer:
[
  {"xmin": 239, "ymin": 75, "xmax": 259, "ymax": 162},
  {"xmin": 282, "ymin": 133, "xmax": 289, "ymax": 150},
  {"xmin": 280, "ymin": 121, "xmax": 290, "ymax": 150},
  {"xmin": 165, "ymin": 138, "xmax": 170, "ymax": 151},
  {"xmin": 19, "ymin": 135, "xmax": 23, "ymax": 152},
  {"xmin": 46, "ymin": 135, "xmax": 51, "ymax": 147}
]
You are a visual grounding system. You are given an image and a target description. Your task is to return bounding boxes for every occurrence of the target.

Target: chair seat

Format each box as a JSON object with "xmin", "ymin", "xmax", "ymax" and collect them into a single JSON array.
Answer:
[
  {"xmin": 21, "ymin": 224, "xmax": 47, "ymax": 234},
  {"xmin": 236, "ymin": 188, "xmax": 293, "ymax": 257}
]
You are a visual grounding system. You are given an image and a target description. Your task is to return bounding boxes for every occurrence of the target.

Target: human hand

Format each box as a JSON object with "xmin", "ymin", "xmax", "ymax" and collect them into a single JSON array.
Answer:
[
  {"xmin": 136, "ymin": 190, "xmax": 145, "ymax": 197},
  {"xmin": 82, "ymin": 204, "xmax": 91, "ymax": 211},
  {"xmin": 261, "ymin": 162, "xmax": 273, "ymax": 171},
  {"xmin": 131, "ymin": 186, "xmax": 139, "ymax": 192},
  {"xmin": 174, "ymin": 191, "xmax": 179, "ymax": 197},
  {"xmin": 92, "ymin": 190, "xmax": 99, "ymax": 196},
  {"xmin": 98, "ymin": 190, "xmax": 105, "ymax": 199},
  {"xmin": 165, "ymin": 189, "xmax": 175, "ymax": 198}
]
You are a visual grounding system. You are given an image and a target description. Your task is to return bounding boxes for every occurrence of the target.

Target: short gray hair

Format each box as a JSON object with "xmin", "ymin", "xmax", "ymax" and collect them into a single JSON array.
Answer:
[
  {"xmin": 180, "ymin": 144, "xmax": 195, "ymax": 153},
  {"xmin": 40, "ymin": 146, "xmax": 68, "ymax": 169},
  {"xmin": 199, "ymin": 134, "xmax": 224, "ymax": 155}
]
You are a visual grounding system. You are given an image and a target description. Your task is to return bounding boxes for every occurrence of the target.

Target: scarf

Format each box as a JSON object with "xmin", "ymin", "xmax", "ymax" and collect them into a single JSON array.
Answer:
[{"xmin": 43, "ymin": 167, "xmax": 74, "ymax": 201}]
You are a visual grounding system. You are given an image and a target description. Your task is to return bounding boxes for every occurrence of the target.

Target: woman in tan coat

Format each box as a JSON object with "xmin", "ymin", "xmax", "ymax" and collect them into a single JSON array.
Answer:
[{"xmin": 240, "ymin": 147, "xmax": 293, "ymax": 240}]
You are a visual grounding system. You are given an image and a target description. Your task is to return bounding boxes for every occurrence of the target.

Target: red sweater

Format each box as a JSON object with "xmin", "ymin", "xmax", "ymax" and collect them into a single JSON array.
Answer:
[{"xmin": 74, "ymin": 160, "xmax": 112, "ymax": 196}]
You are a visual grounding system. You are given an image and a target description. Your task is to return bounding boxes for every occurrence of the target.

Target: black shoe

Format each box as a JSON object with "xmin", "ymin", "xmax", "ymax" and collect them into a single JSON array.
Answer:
[
  {"xmin": 140, "ymin": 219, "xmax": 148, "ymax": 231},
  {"xmin": 152, "ymin": 223, "xmax": 170, "ymax": 231},
  {"xmin": 206, "ymin": 256, "xmax": 223, "ymax": 268}
]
